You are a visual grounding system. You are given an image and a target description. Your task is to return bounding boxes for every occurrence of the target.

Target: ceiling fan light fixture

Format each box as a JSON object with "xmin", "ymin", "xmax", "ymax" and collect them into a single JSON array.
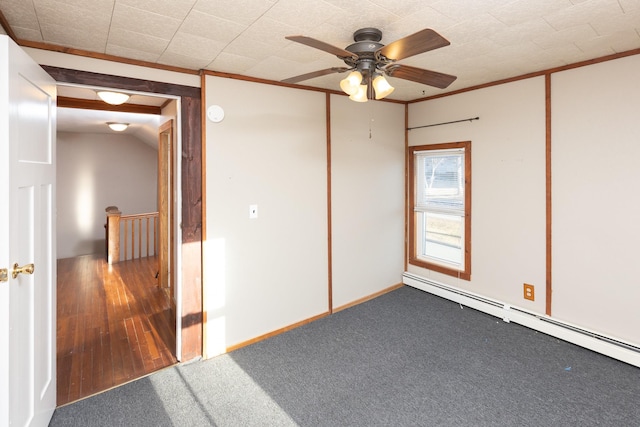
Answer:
[
  {"xmin": 340, "ymin": 71, "xmax": 363, "ymax": 95},
  {"xmin": 97, "ymin": 91, "xmax": 130, "ymax": 105},
  {"xmin": 107, "ymin": 122, "xmax": 129, "ymax": 132},
  {"xmin": 373, "ymin": 75, "xmax": 394, "ymax": 100},
  {"xmin": 349, "ymin": 84, "xmax": 369, "ymax": 102}
]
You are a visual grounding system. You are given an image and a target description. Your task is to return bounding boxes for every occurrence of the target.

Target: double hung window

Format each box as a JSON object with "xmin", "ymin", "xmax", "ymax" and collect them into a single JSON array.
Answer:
[{"xmin": 409, "ymin": 142, "xmax": 471, "ymax": 280}]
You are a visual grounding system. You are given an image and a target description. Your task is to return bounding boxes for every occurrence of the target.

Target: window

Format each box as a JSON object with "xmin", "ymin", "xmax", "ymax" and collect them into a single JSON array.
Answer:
[{"xmin": 409, "ymin": 142, "xmax": 471, "ymax": 280}]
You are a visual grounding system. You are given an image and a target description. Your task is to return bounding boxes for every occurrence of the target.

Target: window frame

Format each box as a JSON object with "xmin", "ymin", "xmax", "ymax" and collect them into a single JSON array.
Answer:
[{"xmin": 408, "ymin": 141, "xmax": 471, "ymax": 280}]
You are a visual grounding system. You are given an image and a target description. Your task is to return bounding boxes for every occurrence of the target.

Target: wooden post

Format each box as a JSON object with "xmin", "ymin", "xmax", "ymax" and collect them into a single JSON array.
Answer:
[{"xmin": 105, "ymin": 206, "xmax": 121, "ymax": 265}]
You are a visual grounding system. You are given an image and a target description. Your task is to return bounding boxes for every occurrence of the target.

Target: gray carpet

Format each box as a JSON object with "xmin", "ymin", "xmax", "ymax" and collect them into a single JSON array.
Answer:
[{"xmin": 50, "ymin": 286, "xmax": 640, "ymax": 426}]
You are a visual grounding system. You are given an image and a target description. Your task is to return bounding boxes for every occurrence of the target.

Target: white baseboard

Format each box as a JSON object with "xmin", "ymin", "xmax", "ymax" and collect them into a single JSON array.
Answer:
[{"xmin": 403, "ymin": 272, "xmax": 640, "ymax": 368}]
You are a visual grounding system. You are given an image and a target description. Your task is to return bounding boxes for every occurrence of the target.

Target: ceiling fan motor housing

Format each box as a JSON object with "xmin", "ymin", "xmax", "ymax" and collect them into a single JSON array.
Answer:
[{"xmin": 344, "ymin": 28, "xmax": 386, "ymax": 75}]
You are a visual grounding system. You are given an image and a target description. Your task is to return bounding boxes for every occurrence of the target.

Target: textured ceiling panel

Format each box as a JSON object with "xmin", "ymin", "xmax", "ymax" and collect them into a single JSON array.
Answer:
[
  {"xmin": 107, "ymin": 27, "xmax": 169, "ymax": 55},
  {"xmin": 111, "ymin": 3, "xmax": 182, "ymax": 40},
  {"xmin": 179, "ymin": 10, "xmax": 246, "ymax": 43},
  {"xmin": 193, "ymin": 0, "xmax": 276, "ymax": 26},
  {"xmin": 0, "ymin": 0, "xmax": 638, "ymax": 101}
]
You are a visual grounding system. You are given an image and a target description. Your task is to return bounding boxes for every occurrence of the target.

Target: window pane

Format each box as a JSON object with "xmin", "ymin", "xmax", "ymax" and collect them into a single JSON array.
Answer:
[
  {"xmin": 417, "ymin": 153, "xmax": 464, "ymax": 212},
  {"xmin": 422, "ymin": 212, "xmax": 463, "ymax": 266}
]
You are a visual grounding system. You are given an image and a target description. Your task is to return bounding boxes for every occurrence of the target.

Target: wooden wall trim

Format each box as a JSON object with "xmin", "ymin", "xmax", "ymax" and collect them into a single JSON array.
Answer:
[
  {"xmin": 0, "ymin": 9, "xmax": 17, "ymax": 41},
  {"xmin": 20, "ymin": 39, "xmax": 199, "ymax": 75},
  {"xmin": 201, "ymin": 69, "xmax": 407, "ymax": 104},
  {"xmin": 333, "ymin": 283, "xmax": 405, "ymax": 313},
  {"xmin": 545, "ymin": 73, "xmax": 553, "ymax": 317},
  {"xmin": 226, "ymin": 312, "xmax": 331, "ymax": 353},
  {"xmin": 404, "ymin": 103, "xmax": 409, "ymax": 272},
  {"xmin": 326, "ymin": 93, "xmax": 333, "ymax": 314},
  {"xmin": 43, "ymin": 66, "xmax": 203, "ymax": 361},
  {"xmin": 410, "ymin": 48, "xmax": 640, "ymax": 104},
  {"xmin": 200, "ymin": 71, "xmax": 209, "ymax": 358}
]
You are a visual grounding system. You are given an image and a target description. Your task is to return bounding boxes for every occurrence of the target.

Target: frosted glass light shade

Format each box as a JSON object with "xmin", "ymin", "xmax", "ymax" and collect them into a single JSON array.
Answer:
[
  {"xmin": 107, "ymin": 122, "xmax": 129, "ymax": 132},
  {"xmin": 339, "ymin": 71, "xmax": 363, "ymax": 95},
  {"xmin": 373, "ymin": 75, "xmax": 394, "ymax": 99},
  {"xmin": 348, "ymin": 84, "xmax": 368, "ymax": 102},
  {"xmin": 97, "ymin": 91, "xmax": 130, "ymax": 105}
]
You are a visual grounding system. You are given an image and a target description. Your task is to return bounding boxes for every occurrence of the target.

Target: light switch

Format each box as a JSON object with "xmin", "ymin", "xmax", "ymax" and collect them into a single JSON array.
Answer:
[{"xmin": 249, "ymin": 204, "xmax": 258, "ymax": 219}]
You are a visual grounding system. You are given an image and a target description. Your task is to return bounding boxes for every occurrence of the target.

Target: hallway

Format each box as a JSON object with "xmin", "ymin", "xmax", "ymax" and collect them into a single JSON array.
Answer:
[{"xmin": 56, "ymin": 254, "xmax": 176, "ymax": 406}]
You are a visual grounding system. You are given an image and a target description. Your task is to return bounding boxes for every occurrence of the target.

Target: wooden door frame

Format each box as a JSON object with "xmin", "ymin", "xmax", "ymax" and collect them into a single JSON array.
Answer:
[
  {"xmin": 42, "ymin": 66, "xmax": 203, "ymax": 361},
  {"xmin": 158, "ymin": 119, "xmax": 177, "ymax": 329}
]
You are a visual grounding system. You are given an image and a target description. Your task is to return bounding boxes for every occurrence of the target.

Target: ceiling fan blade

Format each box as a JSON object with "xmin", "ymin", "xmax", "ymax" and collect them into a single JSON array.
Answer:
[
  {"xmin": 385, "ymin": 64, "xmax": 457, "ymax": 89},
  {"xmin": 282, "ymin": 67, "xmax": 350, "ymax": 84},
  {"xmin": 286, "ymin": 35, "xmax": 358, "ymax": 60},
  {"xmin": 376, "ymin": 29, "xmax": 450, "ymax": 62}
]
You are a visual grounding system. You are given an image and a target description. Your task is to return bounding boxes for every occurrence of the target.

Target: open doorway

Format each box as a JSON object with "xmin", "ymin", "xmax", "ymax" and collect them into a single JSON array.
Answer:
[{"xmin": 55, "ymin": 84, "xmax": 182, "ymax": 405}]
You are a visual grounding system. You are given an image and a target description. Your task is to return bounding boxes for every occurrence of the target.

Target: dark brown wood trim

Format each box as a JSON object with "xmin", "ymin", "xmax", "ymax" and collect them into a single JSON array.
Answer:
[
  {"xmin": 333, "ymin": 283, "xmax": 405, "ymax": 313},
  {"xmin": 0, "ymin": 9, "xmax": 18, "ymax": 41},
  {"xmin": 410, "ymin": 48, "xmax": 640, "ymax": 104},
  {"xmin": 43, "ymin": 66, "xmax": 203, "ymax": 361},
  {"xmin": 226, "ymin": 312, "xmax": 330, "ymax": 353},
  {"xmin": 545, "ymin": 73, "xmax": 552, "ymax": 316},
  {"xmin": 407, "ymin": 142, "xmax": 471, "ymax": 281},
  {"xmin": 57, "ymin": 96, "xmax": 161, "ymax": 115},
  {"xmin": 42, "ymin": 66, "xmax": 200, "ymax": 98},
  {"xmin": 326, "ymin": 93, "xmax": 333, "ymax": 314},
  {"xmin": 18, "ymin": 39, "xmax": 199, "ymax": 75}
]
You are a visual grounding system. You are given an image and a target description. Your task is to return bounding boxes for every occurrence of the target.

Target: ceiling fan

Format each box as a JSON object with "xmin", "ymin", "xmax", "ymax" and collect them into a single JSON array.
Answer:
[{"xmin": 282, "ymin": 27, "xmax": 457, "ymax": 102}]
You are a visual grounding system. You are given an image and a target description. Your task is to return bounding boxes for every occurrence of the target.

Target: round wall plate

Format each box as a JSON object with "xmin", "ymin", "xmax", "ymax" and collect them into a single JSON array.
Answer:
[{"xmin": 207, "ymin": 105, "xmax": 225, "ymax": 123}]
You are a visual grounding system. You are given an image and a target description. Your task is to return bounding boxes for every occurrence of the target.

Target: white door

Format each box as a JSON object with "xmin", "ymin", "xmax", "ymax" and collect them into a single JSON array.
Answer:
[{"xmin": 0, "ymin": 35, "xmax": 57, "ymax": 427}]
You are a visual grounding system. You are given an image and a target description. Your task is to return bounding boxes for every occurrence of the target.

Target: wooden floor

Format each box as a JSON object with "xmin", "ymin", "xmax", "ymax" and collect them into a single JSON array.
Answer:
[{"xmin": 57, "ymin": 254, "xmax": 177, "ymax": 406}]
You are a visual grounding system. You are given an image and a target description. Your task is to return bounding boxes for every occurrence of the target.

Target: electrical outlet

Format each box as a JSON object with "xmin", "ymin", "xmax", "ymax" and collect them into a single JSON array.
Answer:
[{"xmin": 523, "ymin": 283, "xmax": 535, "ymax": 301}]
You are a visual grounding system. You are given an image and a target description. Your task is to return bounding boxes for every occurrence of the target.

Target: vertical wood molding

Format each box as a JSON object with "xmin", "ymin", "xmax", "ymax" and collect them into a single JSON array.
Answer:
[
  {"xmin": 326, "ymin": 93, "xmax": 333, "ymax": 314},
  {"xmin": 404, "ymin": 103, "xmax": 409, "ymax": 272},
  {"xmin": 200, "ymin": 71, "xmax": 208, "ymax": 358},
  {"xmin": 42, "ymin": 65, "xmax": 203, "ymax": 361},
  {"xmin": 545, "ymin": 73, "xmax": 553, "ymax": 316}
]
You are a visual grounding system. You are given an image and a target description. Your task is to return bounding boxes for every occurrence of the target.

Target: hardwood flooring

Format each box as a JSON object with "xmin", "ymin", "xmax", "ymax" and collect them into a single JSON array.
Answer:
[{"xmin": 57, "ymin": 254, "xmax": 177, "ymax": 406}]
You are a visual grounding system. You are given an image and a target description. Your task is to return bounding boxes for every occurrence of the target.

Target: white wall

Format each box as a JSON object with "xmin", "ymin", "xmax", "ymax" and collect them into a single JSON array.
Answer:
[
  {"xmin": 330, "ymin": 95, "xmax": 405, "ymax": 308},
  {"xmin": 57, "ymin": 132, "xmax": 158, "ymax": 258},
  {"xmin": 204, "ymin": 77, "xmax": 329, "ymax": 353},
  {"xmin": 551, "ymin": 55, "xmax": 640, "ymax": 345},
  {"xmin": 408, "ymin": 77, "xmax": 548, "ymax": 314}
]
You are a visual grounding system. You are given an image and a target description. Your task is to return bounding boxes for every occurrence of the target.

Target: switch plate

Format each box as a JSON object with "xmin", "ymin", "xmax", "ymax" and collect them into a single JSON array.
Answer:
[{"xmin": 249, "ymin": 204, "xmax": 258, "ymax": 219}]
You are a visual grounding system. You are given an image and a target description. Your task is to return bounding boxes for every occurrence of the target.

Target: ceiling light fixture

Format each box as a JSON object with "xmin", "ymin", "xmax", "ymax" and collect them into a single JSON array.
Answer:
[
  {"xmin": 340, "ymin": 69, "xmax": 394, "ymax": 102},
  {"xmin": 107, "ymin": 122, "xmax": 129, "ymax": 132},
  {"xmin": 97, "ymin": 91, "xmax": 130, "ymax": 105}
]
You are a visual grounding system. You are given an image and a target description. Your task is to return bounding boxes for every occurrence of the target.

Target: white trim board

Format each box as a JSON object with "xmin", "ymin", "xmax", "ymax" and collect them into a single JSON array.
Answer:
[{"xmin": 402, "ymin": 272, "xmax": 640, "ymax": 368}]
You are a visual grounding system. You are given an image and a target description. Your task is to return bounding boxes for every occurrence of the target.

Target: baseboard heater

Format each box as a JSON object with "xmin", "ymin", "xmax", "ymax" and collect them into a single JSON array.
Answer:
[{"xmin": 402, "ymin": 272, "xmax": 640, "ymax": 368}]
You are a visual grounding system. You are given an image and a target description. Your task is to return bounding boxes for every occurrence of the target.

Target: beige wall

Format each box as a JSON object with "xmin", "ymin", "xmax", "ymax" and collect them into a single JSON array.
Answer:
[
  {"xmin": 551, "ymin": 54, "xmax": 640, "ymax": 345},
  {"xmin": 204, "ymin": 77, "xmax": 329, "ymax": 353},
  {"xmin": 57, "ymin": 131, "xmax": 158, "ymax": 259},
  {"xmin": 408, "ymin": 77, "xmax": 547, "ymax": 312},
  {"xmin": 409, "ymin": 54, "xmax": 640, "ymax": 347},
  {"xmin": 330, "ymin": 94, "xmax": 405, "ymax": 308},
  {"xmin": 204, "ymin": 77, "xmax": 406, "ymax": 353}
]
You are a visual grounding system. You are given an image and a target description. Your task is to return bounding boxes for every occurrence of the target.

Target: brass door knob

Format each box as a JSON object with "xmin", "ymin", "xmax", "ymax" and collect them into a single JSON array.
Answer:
[{"xmin": 12, "ymin": 263, "xmax": 34, "ymax": 279}]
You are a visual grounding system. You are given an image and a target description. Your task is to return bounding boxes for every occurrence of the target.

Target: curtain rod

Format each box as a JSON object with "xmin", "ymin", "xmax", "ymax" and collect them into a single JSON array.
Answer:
[{"xmin": 407, "ymin": 116, "xmax": 479, "ymax": 131}]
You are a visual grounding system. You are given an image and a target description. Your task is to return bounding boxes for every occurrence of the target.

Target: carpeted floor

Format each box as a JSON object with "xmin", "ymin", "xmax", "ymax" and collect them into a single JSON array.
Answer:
[{"xmin": 50, "ymin": 286, "xmax": 640, "ymax": 426}]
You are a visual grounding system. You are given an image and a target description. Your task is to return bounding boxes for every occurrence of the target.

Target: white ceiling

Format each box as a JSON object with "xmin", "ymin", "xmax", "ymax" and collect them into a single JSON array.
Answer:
[
  {"xmin": 54, "ymin": 85, "xmax": 168, "ymax": 147},
  {"xmin": 1, "ymin": 0, "xmax": 639, "ymax": 102}
]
